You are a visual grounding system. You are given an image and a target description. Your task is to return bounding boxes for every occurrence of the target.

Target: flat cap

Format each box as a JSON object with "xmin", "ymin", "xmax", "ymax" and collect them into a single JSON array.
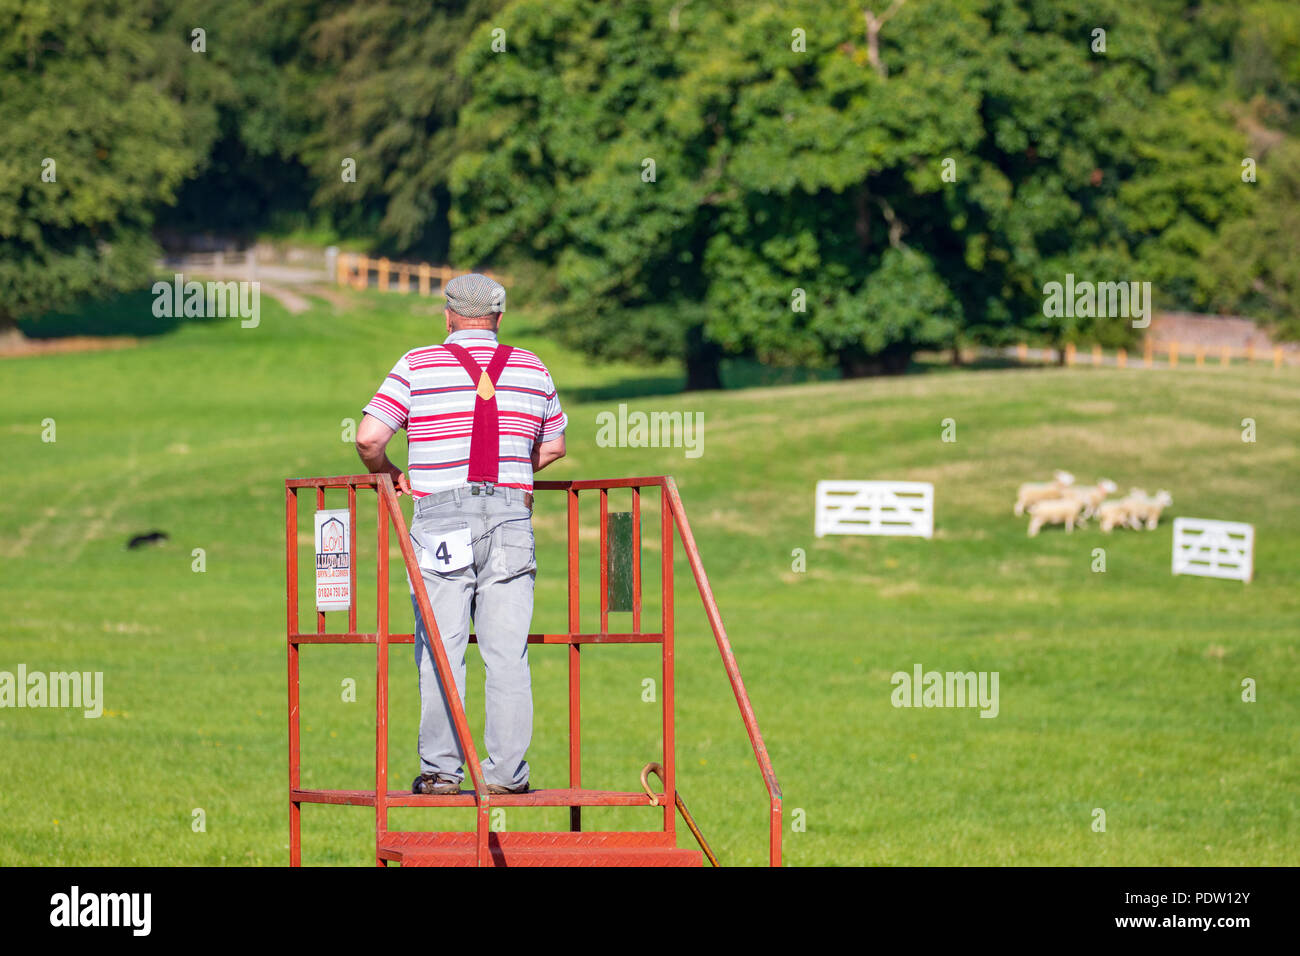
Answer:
[{"xmin": 444, "ymin": 273, "xmax": 506, "ymax": 317}]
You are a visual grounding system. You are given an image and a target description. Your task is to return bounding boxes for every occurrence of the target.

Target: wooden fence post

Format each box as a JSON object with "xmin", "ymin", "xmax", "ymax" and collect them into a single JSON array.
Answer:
[
  {"xmin": 1169, "ymin": 341, "xmax": 1178, "ymax": 368},
  {"xmin": 1275, "ymin": 347, "xmax": 1284, "ymax": 369},
  {"xmin": 337, "ymin": 252, "xmax": 349, "ymax": 286},
  {"xmin": 1144, "ymin": 339, "xmax": 1153, "ymax": 368},
  {"xmin": 1065, "ymin": 342, "xmax": 1076, "ymax": 366},
  {"xmin": 1195, "ymin": 344, "xmax": 1205, "ymax": 368},
  {"xmin": 419, "ymin": 263, "xmax": 431, "ymax": 296},
  {"xmin": 354, "ymin": 255, "xmax": 369, "ymax": 290},
  {"xmin": 1091, "ymin": 344, "xmax": 1102, "ymax": 366},
  {"xmin": 1016, "ymin": 343, "xmax": 1027, "ymax": 362},
  {"xmin": 377, "ymin": 258, "xmax": 390, "ymax": 292},
  {"xmin": 397, "ymin": 263, "xmax": 410, "ymax": 294},
  {"xmin": 1117, "ymin": 347, "xmax": 1127, "ymax": 368}
]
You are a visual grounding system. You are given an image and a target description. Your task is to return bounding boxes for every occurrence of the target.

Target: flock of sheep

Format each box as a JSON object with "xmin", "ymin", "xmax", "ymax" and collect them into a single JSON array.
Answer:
[{"xmin": 1014, "ymin": 471, "xmax": 1173, "ymax": 537}]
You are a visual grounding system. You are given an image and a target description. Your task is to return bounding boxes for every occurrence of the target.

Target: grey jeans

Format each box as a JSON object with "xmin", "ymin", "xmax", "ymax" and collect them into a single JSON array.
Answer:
[{"xmin": 408, "ymin": 485, "xmax": 535, "ymax": 789}]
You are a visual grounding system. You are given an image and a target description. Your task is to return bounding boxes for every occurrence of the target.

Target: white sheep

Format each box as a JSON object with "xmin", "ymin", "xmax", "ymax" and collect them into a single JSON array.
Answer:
[
  {"xmin": 1063, "ymin": 478, "xmax": 1118, "ymax": 519},
  {"xmin": 1096, "ymin": 498, "xmax": 1135, "ymax": 533},
  {"xmin": 1026, "ymin": 496, "xmax": 1086, "ymax": 536},
  {"xmin": 1127, "ymin": 490, "xmax": 1173, "ymax": 530},
  {"xmin": 1015, "ymin": 470, "xmax": 1075, "ymax": 516}
]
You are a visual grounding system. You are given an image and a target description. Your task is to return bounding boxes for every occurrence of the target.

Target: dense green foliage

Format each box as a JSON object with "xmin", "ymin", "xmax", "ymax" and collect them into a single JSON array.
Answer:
[
  {"xmin": 5, "ymin": 1, "xmax": 1298, "ymax": 374},
  {"xmin": 449, "ymin": 0, "xmax": 1283, "ymax": 383},
  {"xmin": 0, "ymin": 0, "xmax": 214, "ymax": 328}
]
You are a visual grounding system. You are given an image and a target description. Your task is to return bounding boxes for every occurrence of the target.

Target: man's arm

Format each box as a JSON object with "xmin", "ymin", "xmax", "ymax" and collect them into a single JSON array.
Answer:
[
  {"xmin": 356, "ymin": 413, "xmax": 412, "ymax": 495},
  {"xmin": 531, "ymin": 434, "xmax": 566, "ymax": 473}
]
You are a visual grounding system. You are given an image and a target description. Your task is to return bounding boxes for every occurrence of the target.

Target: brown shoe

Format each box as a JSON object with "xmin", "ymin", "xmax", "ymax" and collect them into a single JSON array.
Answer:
[
  {"xmin": 486, "ymin": 781, "xmax": 530, "ymax": 794},
  {"xmin": 412, "ymin": 773, "xmax": 460, "ymax": 795}
]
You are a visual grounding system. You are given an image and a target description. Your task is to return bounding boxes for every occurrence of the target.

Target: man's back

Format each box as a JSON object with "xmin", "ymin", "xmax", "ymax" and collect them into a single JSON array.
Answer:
[{"xmin": 363, "ymin": 329, "xmax": 566, "ymax": 495}]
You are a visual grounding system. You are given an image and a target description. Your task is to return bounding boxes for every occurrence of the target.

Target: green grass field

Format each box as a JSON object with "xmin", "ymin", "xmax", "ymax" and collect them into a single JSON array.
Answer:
[{"xmin": 3, "ymin": 288, "xmax": 1297, "ymax": 866}]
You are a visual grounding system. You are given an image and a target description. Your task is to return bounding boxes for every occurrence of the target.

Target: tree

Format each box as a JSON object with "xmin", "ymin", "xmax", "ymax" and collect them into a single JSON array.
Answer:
[
  {"xmin": 0, "ymin": 0, "xmax": 215, "ymax": 331},
  {"xmin": 300, "ymin": 0, "xmax": 506, "ymax": 260},
  {"xmin": 451, "ymin": 0, "xmax": 1255, "ymax": 386}
]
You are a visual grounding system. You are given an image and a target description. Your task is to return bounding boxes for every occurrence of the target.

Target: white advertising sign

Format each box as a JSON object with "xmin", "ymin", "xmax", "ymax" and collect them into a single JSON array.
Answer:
[{"xmin": 315, "ymin": 509, "xmax": 352, "ymax": 611}]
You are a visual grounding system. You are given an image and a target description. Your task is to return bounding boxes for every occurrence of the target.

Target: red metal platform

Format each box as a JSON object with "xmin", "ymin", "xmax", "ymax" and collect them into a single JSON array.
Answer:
[
  {"xmin": 285, "ymin": 474, "xmax": 781, "ymax": 866},
  {"xmin": 378, "ymin": 831, "xmax": 703, "ymax": 867}
]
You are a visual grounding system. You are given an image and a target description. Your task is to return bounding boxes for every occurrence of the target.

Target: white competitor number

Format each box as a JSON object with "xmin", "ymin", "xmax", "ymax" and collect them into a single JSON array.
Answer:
[
  {"xmin": 419, "ymin": 526, "xmax": 473, "ymax": 574},
  {"xmin": 314, "ymin": 509, "xmax": 351, "ymax": 612}
]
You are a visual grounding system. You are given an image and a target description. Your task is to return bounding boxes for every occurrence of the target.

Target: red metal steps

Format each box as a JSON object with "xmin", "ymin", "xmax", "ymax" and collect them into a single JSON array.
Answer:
[{"xmin": 378, "ymin": 830, "xmax": 703, "ymax": 867}]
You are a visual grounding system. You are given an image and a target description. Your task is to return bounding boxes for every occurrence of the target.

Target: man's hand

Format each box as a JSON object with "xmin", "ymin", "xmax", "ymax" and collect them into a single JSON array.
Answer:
[
  {"xmin": 378, "ymin": 462, "xmax": 412, "ymax": 497},
  {"xmin": 356, "ymin": 414, "xmax": 411, "ymax": 495}
]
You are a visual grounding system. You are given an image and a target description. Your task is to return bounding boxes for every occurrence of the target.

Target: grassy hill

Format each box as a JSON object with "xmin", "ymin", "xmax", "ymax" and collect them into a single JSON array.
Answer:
[{"xmin": 2, "ymin": 289, "xmax": 1297, "ymax": 865}]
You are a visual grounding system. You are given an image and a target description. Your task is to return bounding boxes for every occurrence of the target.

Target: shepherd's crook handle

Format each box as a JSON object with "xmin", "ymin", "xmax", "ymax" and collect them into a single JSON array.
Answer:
[{"xmin": 640, "ymin": 762, "xmax": 720, "ymax": 867}]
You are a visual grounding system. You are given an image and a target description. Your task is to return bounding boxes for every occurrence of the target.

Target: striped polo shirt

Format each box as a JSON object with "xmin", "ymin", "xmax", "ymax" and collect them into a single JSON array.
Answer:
[{"xmin": 363, "ymin": 329, "xmax": 567, "ymax": 496}]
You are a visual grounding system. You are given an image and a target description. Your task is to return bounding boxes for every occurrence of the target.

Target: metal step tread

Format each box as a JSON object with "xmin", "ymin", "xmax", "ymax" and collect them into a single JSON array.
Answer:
[{"xmin": 377, "ymin": 830, "xmax": 704, "ymax": 867}]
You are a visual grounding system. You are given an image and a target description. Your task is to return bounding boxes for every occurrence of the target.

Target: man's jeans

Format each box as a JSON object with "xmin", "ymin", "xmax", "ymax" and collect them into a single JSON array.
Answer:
[{"xmin": 408, "ymin": 486, "xmax": 535, "ymax": 790}]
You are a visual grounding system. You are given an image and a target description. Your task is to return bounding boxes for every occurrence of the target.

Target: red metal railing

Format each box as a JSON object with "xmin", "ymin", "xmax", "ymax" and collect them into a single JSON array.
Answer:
[{"xmin": 285, "ymin": 474, "xmax": 781, "ymax": 866}]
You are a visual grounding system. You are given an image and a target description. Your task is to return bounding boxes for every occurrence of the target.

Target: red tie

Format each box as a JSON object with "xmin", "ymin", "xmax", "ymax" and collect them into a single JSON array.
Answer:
[{"xmin": 442, "ymin": 342, "xmax": 514, "ymax": 484}]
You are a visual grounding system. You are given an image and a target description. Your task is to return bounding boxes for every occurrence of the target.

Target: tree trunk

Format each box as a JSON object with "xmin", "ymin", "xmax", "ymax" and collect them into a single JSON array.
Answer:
[
  {"xmin": 838, "ymin": 342, "xmax": 912, "ymax": 377},
  {"xmin": 0, "ymin": 309, "xmax": 24, "ymax": 351},
  {"xmin": 683, "ymin": 325, "xmax": 723, "ymax": 391}
]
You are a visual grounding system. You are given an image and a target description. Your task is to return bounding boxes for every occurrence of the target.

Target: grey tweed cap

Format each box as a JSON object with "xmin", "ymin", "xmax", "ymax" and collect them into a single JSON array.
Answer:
[{"xmin": 444, "ymin": 273, "xmax": 506, "ymax": 317}]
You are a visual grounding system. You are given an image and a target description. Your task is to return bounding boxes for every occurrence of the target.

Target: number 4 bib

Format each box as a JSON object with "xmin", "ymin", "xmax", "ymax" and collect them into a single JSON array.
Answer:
[{"xmin": 418, "ymin": 526, "xmax": 473, "ymax": 574}]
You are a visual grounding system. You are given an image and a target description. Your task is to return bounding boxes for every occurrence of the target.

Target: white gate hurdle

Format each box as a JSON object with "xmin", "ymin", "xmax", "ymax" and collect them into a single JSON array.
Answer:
[
  {"xmin": 1171, "ymin": 517, "xmax": 1254, "ymax": 582},
  {"xmin": 814, "ymin": 481, "xmax": 934, "ymax": 539}
]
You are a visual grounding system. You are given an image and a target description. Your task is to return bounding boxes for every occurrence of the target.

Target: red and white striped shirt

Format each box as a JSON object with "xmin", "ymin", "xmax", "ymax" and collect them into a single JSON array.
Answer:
[{"xmin": 363, "ymin": 330, "xmax": 567, "ymax": 495}]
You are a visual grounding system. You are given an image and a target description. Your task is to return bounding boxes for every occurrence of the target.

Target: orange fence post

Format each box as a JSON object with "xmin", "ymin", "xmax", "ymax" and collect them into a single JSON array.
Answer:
[
  {"xmin": 1117, "ymin": 347, "xmax": 1127, "ymax": 368},
  {"xmin": 354, "ymin": 255, "xmax": 369, "ymax": 290},
  {"xmin": 1091, "ymin": 344, "xmax": 1102, "ymax": 366},
  {"xmin": 1275, "ymin": 347, "xmax": 1284, "ymax": 369},
  {"xmin": 1144, "ymin": 339, "xmax": 1153, "ymax": 368},
  {"xmin": 1065, "ymin": 342, "xmax": 1076, "ymax": 367},
  {"xmin": 377, "ymin": 258, "xmax": 390, "ymax": 292},
  {"xmin": 418, "ymin": 263, "xmax": 431, "ymax": 296},
  {"xmin": 1016, "ymin": 343, "xmax": 1027, "ymax": 362},
  {"xmin": 396, "ymin": 263, "xmax": 410, "ymax": 294},
  {"xmin": 1169, "ymin": 341, "xmax": 1179, "ymax": 368},
  {"xmin": 1195, "ymin": 344, "xmax": 1205, "ymax": 368},
  {"xmin": 336, "ymin": 252, "xmax": 350, "ymax": 286},
  {"xmin": 1248, "ymin": 342, "xmax": 1255, "ymax": 364}
]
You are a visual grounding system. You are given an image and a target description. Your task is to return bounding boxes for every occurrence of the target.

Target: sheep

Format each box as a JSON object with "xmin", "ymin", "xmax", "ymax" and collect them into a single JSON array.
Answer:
[
  {"xmin": 1014, "ymin": 470, "xmax": 1075, "ymax": 516},
  {"xmin": 1063, "ymin": 478, "xmax": 1118, "ymax": 519},
  {"xmin": 1026, "ymin": 496, "xmax": 1086, "ymax": 536},
  {"xmin": 1096, "ymin": 498, "xmax": 1135, "ymax": 533},
  {"xmin": 1127, "ymin": 489, "xmax": 1173, "ymax": 530}
]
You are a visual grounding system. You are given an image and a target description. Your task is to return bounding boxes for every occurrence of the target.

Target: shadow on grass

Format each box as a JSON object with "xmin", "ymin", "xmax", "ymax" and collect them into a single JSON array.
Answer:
[
  {"xmin": 567, "ymin": 358, "xmax": 841, "ymax": 402},
  {"xmin": 17, "ymin": 287, "xmax": 223, "ymax": 339},
  {"xmin": 910, "ymin": 355, "xmax": 1035, "ymax": 374}
]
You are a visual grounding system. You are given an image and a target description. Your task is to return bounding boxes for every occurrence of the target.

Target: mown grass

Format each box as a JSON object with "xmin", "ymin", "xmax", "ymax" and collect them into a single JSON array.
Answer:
[{"xmin": 2, "ymin": 287, "xmax": 1297, "ymax": 865}]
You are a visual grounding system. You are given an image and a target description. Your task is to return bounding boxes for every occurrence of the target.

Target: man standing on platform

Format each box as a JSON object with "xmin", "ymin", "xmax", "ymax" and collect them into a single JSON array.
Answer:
[{"xmin": 354, "ymin": 273, "xmax": 567, "ymax": 795}]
